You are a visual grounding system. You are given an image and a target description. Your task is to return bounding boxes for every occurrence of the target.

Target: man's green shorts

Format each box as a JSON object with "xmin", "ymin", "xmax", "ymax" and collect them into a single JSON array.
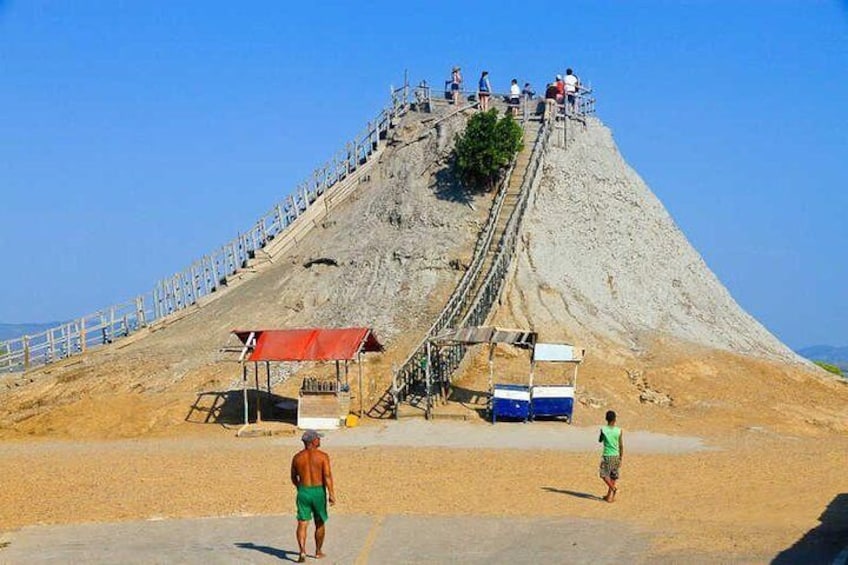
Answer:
[{"xmin": 296, "ymin": 485, "xmax": 328, "ymax": 522}]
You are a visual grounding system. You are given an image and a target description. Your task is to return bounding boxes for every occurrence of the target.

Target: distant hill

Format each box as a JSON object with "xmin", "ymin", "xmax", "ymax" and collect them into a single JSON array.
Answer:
[
  {"xmin": 0, "ymin": 322, "xmax": 62, "ymax": 342},
  {"xmin": 797, "ymin": 345, "xmax": 848, "ymax": 372}
]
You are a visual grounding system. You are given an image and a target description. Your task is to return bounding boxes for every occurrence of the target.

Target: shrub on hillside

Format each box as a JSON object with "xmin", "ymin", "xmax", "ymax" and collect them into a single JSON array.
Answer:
[
  {"xmin": 813, "ymin": 361, "xmax": 843, "ymax": 376},
  {"xmin": 453, "ymin": 109, "xmax": 523, "ymax": 192}
]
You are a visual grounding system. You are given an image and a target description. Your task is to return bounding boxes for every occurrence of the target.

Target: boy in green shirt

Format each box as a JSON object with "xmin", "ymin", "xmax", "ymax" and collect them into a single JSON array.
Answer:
[{"xmin": 598, "ymin": 410, "xmax": 623, "ymax": 502}]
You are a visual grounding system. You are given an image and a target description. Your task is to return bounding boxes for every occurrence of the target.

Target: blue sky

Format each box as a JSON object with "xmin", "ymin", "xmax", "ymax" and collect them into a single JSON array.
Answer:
[{"xmin": 1, "ymin": 1, "xmax": 846, "ymax": 348}]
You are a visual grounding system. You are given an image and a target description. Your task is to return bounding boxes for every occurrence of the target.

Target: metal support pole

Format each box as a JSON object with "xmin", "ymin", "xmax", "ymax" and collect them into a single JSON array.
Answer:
[
  {"xmin": 391, "ymin": 367, "xmax": 398, "ymax": 419},
  {"xmin": 529, "ymin": 358, "xmax": 535, "ymax": 389},
  {"xmin": 425, "ymin": 341, "xmax": 432, "ymax": 419},
  {"xmin": 254, "ymin": 361, "xmax": 261, "ymax": 423},
  {"xmin": 242, "ymin": 362, "xmax": 248, "ymax": 427},
  {"xmin": 358, "ymin": 352, "xmax": 364, "ymax": 417},
  {"xmin": 487, "ymin": 343, "xmax": 494, "ymax": 393}
]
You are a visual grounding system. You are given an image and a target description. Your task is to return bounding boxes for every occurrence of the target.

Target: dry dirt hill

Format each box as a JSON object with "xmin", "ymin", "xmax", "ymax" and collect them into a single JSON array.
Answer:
[
  {"xmin": 451, "ymin": 116, "xmax": 848, "ymax": 437},
  {"xmin": 1, "ymin": 108, "xmax": 846, "ymax": 441}
]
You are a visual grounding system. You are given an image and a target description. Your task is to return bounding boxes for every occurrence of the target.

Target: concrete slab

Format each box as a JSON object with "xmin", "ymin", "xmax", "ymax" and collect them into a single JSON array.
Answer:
[
  {"xmin": 0, "ymin": 513, "xmax": 652, "ymax": 564},
  {"xmin": 367, "ymin": 515, "xmax": 650, "ymax": 564},
  {"xmin": 0, "ymin": 515, "xmax": 370, "ymax": 564}
]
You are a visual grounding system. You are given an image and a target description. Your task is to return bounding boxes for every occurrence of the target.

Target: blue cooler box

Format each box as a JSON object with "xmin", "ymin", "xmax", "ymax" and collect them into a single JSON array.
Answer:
[
  {"xmin": 492, "ymin": 384, "xmax": 531, "ymax": 423},
  {"xmin": 531, "ymin": 385, "xmax": 574, "ymax": 422}
]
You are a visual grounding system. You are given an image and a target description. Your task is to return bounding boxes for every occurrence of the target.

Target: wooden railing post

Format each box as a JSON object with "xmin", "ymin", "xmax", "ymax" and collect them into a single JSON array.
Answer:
[
  {"xmin": 228, "ymin": 242, "xmax": 237, "ymax": 273},
  {"xmin": 47, "ymin": 329, "xmax": 56, "ymax": 362},
  {"xmin": 65, "ymin": 322, "xmax": 72, "ymax": 357},
  {"xmin": 23, "ymin": 335, "xmax": 30, "ymax": 370},
  {"xmin": 136, "ymin": 296, "xmax": 146, "ymax": 327}
]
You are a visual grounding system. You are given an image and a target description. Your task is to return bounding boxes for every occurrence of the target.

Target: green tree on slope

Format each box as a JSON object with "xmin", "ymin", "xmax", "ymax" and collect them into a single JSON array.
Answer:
[{"xmin": 454, "ymin": 109, "xmax": 523, "ymax": 192}]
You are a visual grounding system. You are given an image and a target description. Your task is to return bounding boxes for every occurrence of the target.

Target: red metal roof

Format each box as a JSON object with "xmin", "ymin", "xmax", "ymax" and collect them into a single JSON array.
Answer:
[{"xmin": 232, "ymin": 327, "xmax": 383, "ymax": 362}]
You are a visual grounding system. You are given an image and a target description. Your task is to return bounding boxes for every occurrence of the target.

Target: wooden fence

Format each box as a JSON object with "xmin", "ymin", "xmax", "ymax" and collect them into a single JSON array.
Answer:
[{"xmin": 0, "ymin": 77, "xmax": 411, "ymax": 373}]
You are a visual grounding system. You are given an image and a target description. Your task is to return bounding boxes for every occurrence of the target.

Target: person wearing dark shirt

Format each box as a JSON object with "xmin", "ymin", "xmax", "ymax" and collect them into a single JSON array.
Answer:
[{"xmin": 478, "ymin": 71, "xmax": 491, "ymax": 111}]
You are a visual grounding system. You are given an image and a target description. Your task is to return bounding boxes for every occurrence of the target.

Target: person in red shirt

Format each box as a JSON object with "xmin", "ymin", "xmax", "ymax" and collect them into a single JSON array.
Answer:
[{"xmin": 554, "ymin": 74, "xmax": 565, "ymax": 104}]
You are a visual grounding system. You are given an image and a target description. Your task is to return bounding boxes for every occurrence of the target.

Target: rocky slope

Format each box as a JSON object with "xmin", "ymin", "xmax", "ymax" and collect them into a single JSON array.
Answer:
[
  {"xmin": 503, "ymin": 118, "xmax": 802, "ymax": 363},
  {"xmin": 460, "ymin": 117, "xmax": 846, "ymax": 435}
]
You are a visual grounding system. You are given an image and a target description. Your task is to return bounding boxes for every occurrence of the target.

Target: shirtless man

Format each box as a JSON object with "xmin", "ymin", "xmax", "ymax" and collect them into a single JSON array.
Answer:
[{"xmin": 291, "ymin": 430, "xmax": 336, "ymax": 562}]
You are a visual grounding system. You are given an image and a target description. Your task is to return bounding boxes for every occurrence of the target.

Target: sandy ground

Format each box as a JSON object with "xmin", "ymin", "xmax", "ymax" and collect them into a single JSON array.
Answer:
[{"xmin": 0, "ymin": 419, "xmax": 846, "ymax": 563}]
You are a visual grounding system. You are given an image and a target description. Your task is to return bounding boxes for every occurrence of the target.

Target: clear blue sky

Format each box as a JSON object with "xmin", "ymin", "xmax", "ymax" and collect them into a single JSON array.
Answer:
[{"xmin": 1, "ymin": 1, "xmax": 846, "ymax": 349}]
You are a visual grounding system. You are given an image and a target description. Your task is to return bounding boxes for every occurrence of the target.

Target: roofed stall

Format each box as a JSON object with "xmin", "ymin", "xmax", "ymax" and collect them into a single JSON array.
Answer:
[
  {"xmin": 429, "ymin": 326, "xmax": 585, "ymax": 423},
  {"xmin": 430, "ymin": 326, "xmax": 536, "ymax": 422},
  {"xmin": 530, "ymin": 342, "xmax": 585, "ymax": 423},
  {"xmin": 231, "ymin": 327, "xmax": 383, "ymax": 433}
]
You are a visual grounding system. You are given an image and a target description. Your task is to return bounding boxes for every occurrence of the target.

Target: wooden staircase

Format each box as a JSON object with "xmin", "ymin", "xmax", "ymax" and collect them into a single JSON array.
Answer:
[
  {"xmin": 369, "ymin": 117, "xmax": 549, "ymax": 419},
  {"xmin": 456, "ymin": 120, "xmax": 541, "ymax": 325}
]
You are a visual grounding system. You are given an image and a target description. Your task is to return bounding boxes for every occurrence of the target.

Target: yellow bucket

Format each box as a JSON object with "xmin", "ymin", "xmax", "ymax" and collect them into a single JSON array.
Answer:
[{"xmin": 345, "ymin": 413, "xmax": 360, "ymax": 428}]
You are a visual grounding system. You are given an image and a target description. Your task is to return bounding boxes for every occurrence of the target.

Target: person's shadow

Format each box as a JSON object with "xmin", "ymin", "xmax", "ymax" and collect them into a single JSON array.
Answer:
[
  {"xmin": 542, "ymin": 486, "xmax": 605, "ymax": 501},
  {"xmin": 234, "ymin": 542, "xmax": 300, "ymax": 562}
]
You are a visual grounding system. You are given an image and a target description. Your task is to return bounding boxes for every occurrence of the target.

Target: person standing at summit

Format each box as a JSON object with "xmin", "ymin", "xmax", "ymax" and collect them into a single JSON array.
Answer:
[
  {"xmin": 508, "ymin": 79, "xmax": 521, "ymax": 116},
  {"xmin": 554, "ymin": 74, "xmax": 565, "ymax": 104},
  {"xmin": 478, "ymin": 71, "xmax": 491, "ymax": 111},
  {"xmin": 564, "ymin": 68, "xmax": 581, "ymax": 113},
  {"xmin": 291, "ymin": 430, "xmax": 336, "ymax": 562},
  {"xmin": 598, "ymin": 410, "xmax": 623, "ymax": 503},
  {"xmin": 450, "ymin": 66, "xmax": 462, "ymax": 105}
]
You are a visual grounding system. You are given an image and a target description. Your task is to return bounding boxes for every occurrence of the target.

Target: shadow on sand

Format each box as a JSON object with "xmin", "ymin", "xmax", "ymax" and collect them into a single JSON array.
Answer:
[
  {"xmin": 234, "ymin": 542, "xmax": 299, "ymax": 562},
  {"xmin": 542, "ymin": 487, "xmax": 605, "ymax": 502},
  {"xmin": 772, "ymin": 493, "xmax": 848, "ymax": 564},
  {"xmin": 442, "ymin": 384, "xmax": 493, "ymax": 421},
  {"xmin": 185, "ymin": 389, "xmax": 297, "ymax": 427}
]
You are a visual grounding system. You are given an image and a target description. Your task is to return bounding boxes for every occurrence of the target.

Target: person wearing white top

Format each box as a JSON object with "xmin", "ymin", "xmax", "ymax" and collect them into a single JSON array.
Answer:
[
  {"xmin": 509, "ymin": 79, "xmax": 521, "ymax": 116},
  {"xmin": 564, "ymin": 68, "xmax": 580, "ymax": 114},
  {"xmin": 510, "ymin": 80, "xmax": 521, "ymax": 99}
]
